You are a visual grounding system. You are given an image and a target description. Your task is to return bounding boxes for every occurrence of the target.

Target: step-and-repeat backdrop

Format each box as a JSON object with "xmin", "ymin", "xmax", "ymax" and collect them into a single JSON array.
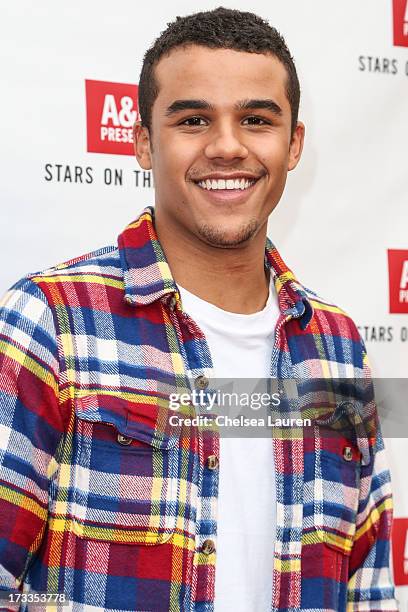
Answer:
[{"xmin": 1, "ymin": 0, "xmax": 408, "ymax": 607}]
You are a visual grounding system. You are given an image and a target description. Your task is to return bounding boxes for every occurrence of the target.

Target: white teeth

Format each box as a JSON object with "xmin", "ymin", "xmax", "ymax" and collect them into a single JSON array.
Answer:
[{"xmin": 197, "ymin": 178, "xmax": 256, "ymax": 190}]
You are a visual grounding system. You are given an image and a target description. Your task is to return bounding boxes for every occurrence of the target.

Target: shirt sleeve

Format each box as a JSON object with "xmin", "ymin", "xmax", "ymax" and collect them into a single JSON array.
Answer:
[
  {"xmin": 346, "ymin": 340, "xmax": 398, "ymax": 611},
  {"xmin": 0, "ymin": 277, "xmax": 63, "ymax": 596}
]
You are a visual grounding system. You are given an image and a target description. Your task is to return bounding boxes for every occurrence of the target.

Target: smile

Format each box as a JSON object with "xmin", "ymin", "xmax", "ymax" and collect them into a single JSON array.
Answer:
[{"xmin": 195, "ymin": 178, "xmax": 258, "ymax": 191}]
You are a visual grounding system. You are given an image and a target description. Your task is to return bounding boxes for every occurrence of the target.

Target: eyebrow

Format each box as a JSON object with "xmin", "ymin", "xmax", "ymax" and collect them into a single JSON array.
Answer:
[
  {"xmin": 165, "ymin": 99, "xmax": 215, "ymax": 116},
  {"xmin": 235, "ymin": 98, "xmax": 283, "ymax": 116},
  {"xmin": 164, "ymin": 97, "xmax": 283, "ymax": 117}
]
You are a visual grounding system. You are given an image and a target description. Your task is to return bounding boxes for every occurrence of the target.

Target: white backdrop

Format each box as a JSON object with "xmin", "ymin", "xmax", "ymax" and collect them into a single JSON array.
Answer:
[{"xmin": 1, "ymin": 0, "xmax": 408, "ymax": 607}]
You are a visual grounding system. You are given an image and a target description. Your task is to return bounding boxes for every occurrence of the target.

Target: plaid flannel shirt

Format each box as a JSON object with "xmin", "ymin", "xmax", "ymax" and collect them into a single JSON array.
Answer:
[{"xmin": 0, "ymin": 206, "xmax": 397, "ymax": 611}]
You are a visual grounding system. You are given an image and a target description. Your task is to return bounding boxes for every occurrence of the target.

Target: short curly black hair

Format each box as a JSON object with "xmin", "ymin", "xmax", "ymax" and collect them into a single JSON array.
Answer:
[{"xmin": 138, "ymin": 7, "xmax": 300, "ymax": 136}]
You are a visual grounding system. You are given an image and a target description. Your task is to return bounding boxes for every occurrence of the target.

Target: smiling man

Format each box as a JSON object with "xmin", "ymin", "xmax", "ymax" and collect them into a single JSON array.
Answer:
[
  {"xmin": 135, "ymin": 42, "xmax": 303, "ymax": 317},
  {"xmin": 0, "ymin": 7, "xmax": 397, "ymax": 612}
]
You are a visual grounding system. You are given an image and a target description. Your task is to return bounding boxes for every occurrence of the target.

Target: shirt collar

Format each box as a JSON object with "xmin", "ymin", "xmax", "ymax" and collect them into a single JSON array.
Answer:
[
  {"xmin": 264, "ymin": 239, "xmax": 313, "ymax": 330},
  {"xmin": 118, "ymin": 206, "xmax": 313, "ymax": 329}
]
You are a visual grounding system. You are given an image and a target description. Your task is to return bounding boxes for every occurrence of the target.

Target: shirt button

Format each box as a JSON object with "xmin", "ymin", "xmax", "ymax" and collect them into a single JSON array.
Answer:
[
  {"xmin": 206, "ymin": 455, "xmax": 219, "ymax": 470},
  {"xmin": 195, "ymin": 375, "xmax": 209, "ymax": 390},
  {"xmin": 117, "ymin": 433, "xmax": 133, "ymax": 446},
  {"xmin": 169, "ymin": 296, "xmax": 177, "ymax": 310},
  {"xmin": 201, "ymin": 539, "xmax": 216, "ymax": 555},
  {"xmin": 343, "ymin": 446, "xmax": 353, "ymax": 461}
]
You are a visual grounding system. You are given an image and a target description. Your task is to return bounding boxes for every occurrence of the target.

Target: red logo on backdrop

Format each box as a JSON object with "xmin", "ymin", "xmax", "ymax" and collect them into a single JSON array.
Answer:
[
  {"xmin": 393, "ymin": 0, "xmax": 408, "ymax": 47},
  {"xmin": 392, "ymin": 518, "xmax": 408, "ymax": 585},
  {"xmin": 388, "ymin": 250, "xmax": 408, "ymax": 313},
  {"xmin": 85, "ymin": 80, "xmax": 139, "ymax": 155}
]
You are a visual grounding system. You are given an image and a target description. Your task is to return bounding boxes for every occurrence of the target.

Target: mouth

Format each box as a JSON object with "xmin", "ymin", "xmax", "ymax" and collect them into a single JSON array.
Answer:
[
  {"xmin": 195, "ymin": 177, "xmax": 259, "ymax": 191},
  {"xmin": 192, "ymin": 175, "xmax": 262, "ymax": 203}
]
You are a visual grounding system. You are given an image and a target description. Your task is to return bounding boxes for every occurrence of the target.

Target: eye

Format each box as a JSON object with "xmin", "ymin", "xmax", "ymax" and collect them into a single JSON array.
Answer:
[
  {"xmin": 242, "ymin": 116, "xmax": 270, "ymax": 126},
  {"xmin": 180, "ymin": 116, "xmax": 207, "ymax": 127}
]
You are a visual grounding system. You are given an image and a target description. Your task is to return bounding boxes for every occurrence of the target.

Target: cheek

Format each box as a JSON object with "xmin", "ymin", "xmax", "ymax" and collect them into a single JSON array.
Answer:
[
  {"xmin": 264, "ymin": 146, "xmax": 290, "ymax": 176},
  {"xmin": 154, "ymin": 139, "xmax": 194, "ymax": 181}
]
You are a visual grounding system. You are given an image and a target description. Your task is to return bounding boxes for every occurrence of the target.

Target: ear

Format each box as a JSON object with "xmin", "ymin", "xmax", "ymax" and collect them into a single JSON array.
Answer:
[
  {"xmin": 133, "ymin": 120, "xmax": 152, "ymax": 170},
  {"xmin": 288, "ymin": 121, "xmax": 305, "ymax": 171}
]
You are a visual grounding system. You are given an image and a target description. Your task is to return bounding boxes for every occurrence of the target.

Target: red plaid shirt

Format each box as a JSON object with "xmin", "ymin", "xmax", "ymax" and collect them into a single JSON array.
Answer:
[{"xmin": 0, "ymin": 207, "xmax": 396, "ymax": 611}]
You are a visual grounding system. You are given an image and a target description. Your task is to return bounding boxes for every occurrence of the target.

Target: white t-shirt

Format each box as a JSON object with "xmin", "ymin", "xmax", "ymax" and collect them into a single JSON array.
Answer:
[{"xmin": 178, "ymin": 278, "xmax": 280, "ymax": 612}]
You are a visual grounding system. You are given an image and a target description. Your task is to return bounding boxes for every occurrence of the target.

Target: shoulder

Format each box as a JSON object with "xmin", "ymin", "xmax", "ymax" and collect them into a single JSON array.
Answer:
[
  {"xmin": 1, "ymin": 243, "xmax": 122, "ymax": 325},
  {"xmin": 19, "ymin": 244, "xmax": 125, "ymax": 303},
  {"xmin": 303, "ymin": 284, "xmax": 360, "ymax": 334},
  {"xmin": 26, "ymin": 243, "xmax": 121, "ymax": 284},
  {"xmin": 299, "ymin": 283, "xmax": 367, "ymax": 372}
]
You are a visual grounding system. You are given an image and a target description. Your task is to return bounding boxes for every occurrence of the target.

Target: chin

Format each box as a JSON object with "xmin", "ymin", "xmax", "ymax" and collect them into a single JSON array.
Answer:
[{"xmin": 197, "ymin": 219, "xmax": 259, "ymax": 248}]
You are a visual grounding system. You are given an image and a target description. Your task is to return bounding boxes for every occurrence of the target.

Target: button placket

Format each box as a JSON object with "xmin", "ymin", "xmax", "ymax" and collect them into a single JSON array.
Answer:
[{"xmin": 201, "ymin": 539, "xmax": 216, "ymax": 555}]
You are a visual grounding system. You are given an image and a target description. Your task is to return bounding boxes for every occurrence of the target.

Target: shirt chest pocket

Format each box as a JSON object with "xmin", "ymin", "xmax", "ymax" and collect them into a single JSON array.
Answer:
[
  {"xmin": 70, "ymin": 393, "xmax": 181, "ymax": 545},
  {"xmin": 313, "ymin": 441, "xmax": 361, "ymax": 556}
]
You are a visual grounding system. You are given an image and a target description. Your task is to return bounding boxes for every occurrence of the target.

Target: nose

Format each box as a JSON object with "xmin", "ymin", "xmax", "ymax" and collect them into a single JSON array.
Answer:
[{"xmin": 204, "ymin": 122, "xmax": 248, "ymax": 162}]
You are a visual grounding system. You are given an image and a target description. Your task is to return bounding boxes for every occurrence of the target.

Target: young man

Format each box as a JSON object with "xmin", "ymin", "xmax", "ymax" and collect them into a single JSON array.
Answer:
[{"xmin": 0, "ymin": 7, "xmax": 396, "ymax": 612}]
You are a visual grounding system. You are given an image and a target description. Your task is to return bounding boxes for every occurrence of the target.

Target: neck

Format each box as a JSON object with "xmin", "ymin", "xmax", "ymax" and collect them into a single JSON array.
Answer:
[{"xmin": 154, "ymin": 209, "xmax": 271, "ymax": 315}]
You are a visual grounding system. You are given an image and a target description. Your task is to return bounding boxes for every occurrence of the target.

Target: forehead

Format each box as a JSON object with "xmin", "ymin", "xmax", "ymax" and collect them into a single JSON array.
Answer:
[{"xmin": 153, "ymin": 45, "xmax": 290, "ymax": 113}]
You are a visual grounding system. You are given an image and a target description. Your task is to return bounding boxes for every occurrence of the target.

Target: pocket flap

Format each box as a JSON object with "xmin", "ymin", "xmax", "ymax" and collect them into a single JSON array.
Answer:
[{"xmin": 74, "ymin": 391, "xmax": 181, "ymax": 450}]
